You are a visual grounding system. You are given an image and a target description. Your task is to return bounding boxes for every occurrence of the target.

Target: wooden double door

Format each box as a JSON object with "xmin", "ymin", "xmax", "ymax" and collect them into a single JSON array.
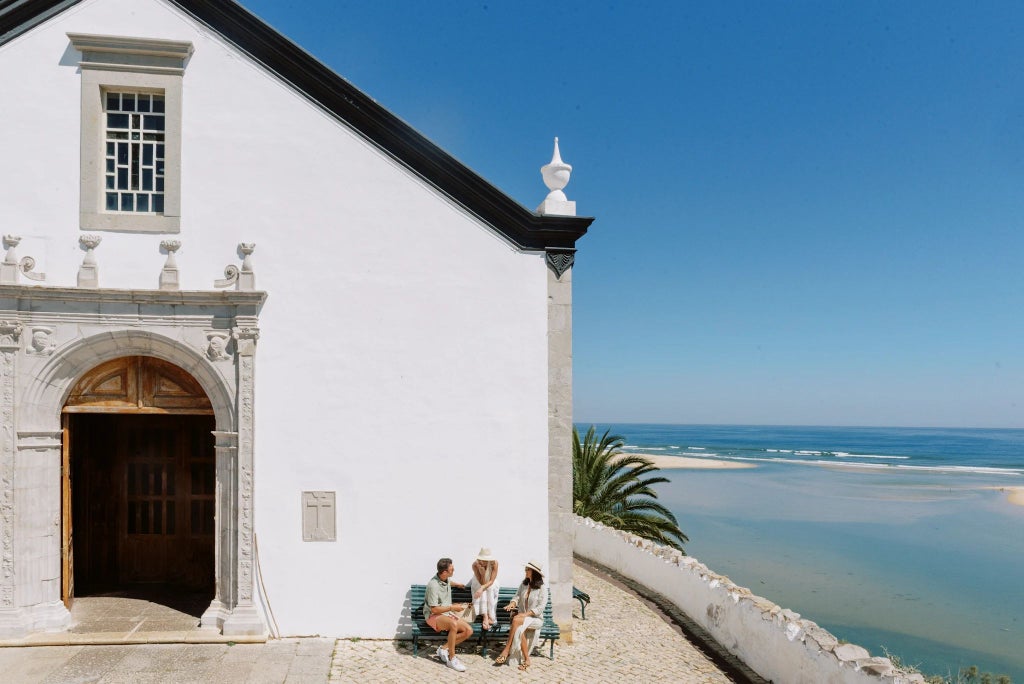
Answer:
[
  {"xmin": 67, "ymin": 413, "xmax": 216, "ymax": 594},
  {"xmin": 62, "ymin": 356, "xmax": 217, "ymax": 601}
]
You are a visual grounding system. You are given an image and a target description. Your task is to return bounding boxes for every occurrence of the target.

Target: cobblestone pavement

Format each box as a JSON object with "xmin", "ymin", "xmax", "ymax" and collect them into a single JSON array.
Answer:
[
  {"xmin": 0, "ymin": 561, "xmax": 735, "ymax": 682},
  {"xmin": 329, "ymin": 561, "xmax": 737, "ymax": 683},
  {"xmin": 0, "ymin": 637, "xmax": 335, "ymax": 683}
]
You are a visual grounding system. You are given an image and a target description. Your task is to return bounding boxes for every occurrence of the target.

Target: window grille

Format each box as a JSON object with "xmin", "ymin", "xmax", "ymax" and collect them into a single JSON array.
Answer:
[{"xmin": 104, "ymin": 92, "xmax": 165, "ymax": 214}]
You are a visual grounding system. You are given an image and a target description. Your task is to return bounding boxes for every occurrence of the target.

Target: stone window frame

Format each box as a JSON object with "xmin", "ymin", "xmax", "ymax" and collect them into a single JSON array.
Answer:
[{"xmin": 68, "ymin": 33, "xmax": 193, "ymax": 234}]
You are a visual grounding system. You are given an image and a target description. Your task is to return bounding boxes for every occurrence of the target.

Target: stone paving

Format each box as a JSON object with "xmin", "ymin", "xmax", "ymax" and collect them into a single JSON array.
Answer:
[
  {"xmin": 0, "ymin": 638, "xmax": 336, "ymax": 683},
  {"xmin": 0, "ymin": 560, "xmax": 736, "ymax": 682},
  {"xmin": 328, "ymin": 560, "xmax": 737, "ymax": 683}
]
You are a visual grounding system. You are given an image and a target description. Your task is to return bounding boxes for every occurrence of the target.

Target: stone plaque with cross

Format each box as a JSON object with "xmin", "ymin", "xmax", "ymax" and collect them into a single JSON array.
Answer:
[{"xmin": 302, "ymin": 491, "xmax": 337, "ymax": 542}]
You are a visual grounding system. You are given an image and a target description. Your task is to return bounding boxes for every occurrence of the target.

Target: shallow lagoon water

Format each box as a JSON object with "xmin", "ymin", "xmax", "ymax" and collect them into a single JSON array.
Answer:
[{"xmin": 654, "ymin": 462, "xmax": 1024, "ymax": 680}]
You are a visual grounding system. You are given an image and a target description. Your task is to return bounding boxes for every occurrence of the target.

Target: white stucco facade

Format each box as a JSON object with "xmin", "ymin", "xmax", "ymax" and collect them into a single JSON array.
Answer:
[{"xmin": 0, "ymin": 0, "xmax": 588, "ymax": 639}]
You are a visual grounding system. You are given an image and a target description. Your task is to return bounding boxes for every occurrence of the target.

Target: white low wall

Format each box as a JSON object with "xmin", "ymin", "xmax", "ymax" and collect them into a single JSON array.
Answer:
[{"xmin": 573, "ymin": 517, "xmax": 925, "ymax": 684}]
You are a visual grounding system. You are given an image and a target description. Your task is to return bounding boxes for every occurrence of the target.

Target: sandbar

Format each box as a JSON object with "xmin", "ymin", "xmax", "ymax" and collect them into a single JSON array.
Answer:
[
  {"xmin": 986, "ymin": 486, "xmax": 1024, "ymax": 507},
  {"xmin": 618, "ymin": 453, "xmax": 756, "ymax": 470}
]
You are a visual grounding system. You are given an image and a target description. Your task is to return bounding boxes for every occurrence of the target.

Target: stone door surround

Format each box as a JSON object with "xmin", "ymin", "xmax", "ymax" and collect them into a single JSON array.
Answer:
[{"xmin": 0, "ymin": 284, "xmax": 266, "ymax": 638}]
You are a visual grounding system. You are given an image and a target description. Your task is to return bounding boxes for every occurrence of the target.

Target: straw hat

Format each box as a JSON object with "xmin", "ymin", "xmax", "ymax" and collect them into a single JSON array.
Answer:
[
  {"xmin": 476, "ymin": 547, "xmax": 495, "ymax": 562},
  {"xmin": 525, "ymin": 559, "xmax": 544, "ymax": 576}
]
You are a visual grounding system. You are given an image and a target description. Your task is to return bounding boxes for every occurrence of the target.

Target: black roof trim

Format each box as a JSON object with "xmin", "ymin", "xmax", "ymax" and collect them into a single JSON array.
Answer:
[{"xmin": 0, "ymin": 0, "xmax": 593, "ymax": 250}]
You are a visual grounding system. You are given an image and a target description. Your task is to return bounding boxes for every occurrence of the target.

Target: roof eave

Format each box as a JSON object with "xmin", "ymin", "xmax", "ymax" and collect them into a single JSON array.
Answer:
[{"xmin": 0, "ymin": 0, "xmax": 594, "ymax": 250}]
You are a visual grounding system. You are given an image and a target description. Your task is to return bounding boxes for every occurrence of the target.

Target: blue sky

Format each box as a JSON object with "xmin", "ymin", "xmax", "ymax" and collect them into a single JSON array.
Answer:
[{"xmin": 242, "ymin": 1, "xmax": 1024, "ymax": 428}]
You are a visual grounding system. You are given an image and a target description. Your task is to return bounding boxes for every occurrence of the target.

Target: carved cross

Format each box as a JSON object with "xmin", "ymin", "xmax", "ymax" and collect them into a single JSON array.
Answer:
[{"xmin": 305, "ymin": 492, "xmax": 334, "ymax": 540}]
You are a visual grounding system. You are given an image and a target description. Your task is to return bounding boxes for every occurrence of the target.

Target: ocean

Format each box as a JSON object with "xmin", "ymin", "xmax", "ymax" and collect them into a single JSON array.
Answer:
[{"xmin": 583, "ymin": 424, "xmax": 1024, "ymax": 682}]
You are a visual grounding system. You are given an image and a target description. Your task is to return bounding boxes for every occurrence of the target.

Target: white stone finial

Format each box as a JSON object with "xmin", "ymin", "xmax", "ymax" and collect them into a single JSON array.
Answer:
[
  {"xmin": 1, "ymin": 235, "xmax": 20, "ymax": 284},
  {"xmin": 542, "ymin": 137, "xmax": 572, "ymax": 201},
  {"xmin": 1, "ymin": 235, "xmax": 46, "ymax": 283},
  {"xmin": 237, "ymin": 243, "xmax": 255, "ymax": 290},
  {"xmin": 159, "ymin": 239, "xmax": 181, "ymax": 291},
  {"xmin": 77, "ymin": 235, "xmax": 102, "ymax": 288},
  {"xmin": 214, "ymin": 242, "xmax": 256, "ymax": 290},
  {"xmin": 3, "ymin": 235, "xmax": 21, "ymax": 262},
  {"xmin": 537, "ymin": 137, "xmax": 577, "ymax": 217}
]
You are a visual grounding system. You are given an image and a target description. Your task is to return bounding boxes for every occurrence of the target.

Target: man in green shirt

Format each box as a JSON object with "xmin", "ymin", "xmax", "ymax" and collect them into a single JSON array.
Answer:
[{"xmin": 424, "ymin": 557, "xmax": 473, "ymax": 672}]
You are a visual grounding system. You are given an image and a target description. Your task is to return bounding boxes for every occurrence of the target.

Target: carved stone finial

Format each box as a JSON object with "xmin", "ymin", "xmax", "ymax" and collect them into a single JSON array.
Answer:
[
  {"xmin": 542, "ymin": 137, "xmax": 572, "ymax": 201},
  {"xmin": 238, "ymin": 243, "xmax": 255, "ymax": 291},
  {"xmin": 78, "ymin": 234, "xmax": 102, "ymax": 288},
  {"xmin": 159, "ymin": 239, "xmax": 181, "ymax": 291},
  {"xmin": 536, "ymin": 138, "xmax": 577, "ymax": 217},
  {"xmin": 214, "ymin": 243, "xmax": 256, "ymax": 290},
  {"xmin": 1, "ymin": 235, "xmax": 20, "ymax": 284},
  {"xmin": 2, "ymin": 235, "xmax": 21, "ymax": 260},
  {"xmin": 1, "ymin": 235, "xmax": 45, "ymax": 284},
  {"xmin": 80, "ymin": 234, "xmax": 102, "ymax": 256}
]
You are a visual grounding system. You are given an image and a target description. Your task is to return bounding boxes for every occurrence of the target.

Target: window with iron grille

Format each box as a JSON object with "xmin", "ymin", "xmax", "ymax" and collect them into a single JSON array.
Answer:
[
  {"xmin": 104, "ymin": 92, "xmax": 166, "ymax": 214},
  {"xmin": 69, "ymin": 33, "xmax": 192, "ymax": 234}
]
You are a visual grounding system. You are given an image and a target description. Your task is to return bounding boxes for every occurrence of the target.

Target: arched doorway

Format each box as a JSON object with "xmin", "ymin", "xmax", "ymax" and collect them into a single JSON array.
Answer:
[{"xmin": 62, "ymin": 356, "xmax": 215, "ymax": 610}]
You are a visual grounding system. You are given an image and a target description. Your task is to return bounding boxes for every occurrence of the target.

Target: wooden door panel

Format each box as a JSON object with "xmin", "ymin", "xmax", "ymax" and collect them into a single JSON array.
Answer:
[
  {"xmin": 71, "ymin": 413, "xmax": 214, "ymax": 593},
  {"xmin": 65, "ymin": 356, "xmax": 212, "ymax": 414},
  {"xmin": 61, "ymin": 422, "xmax": 73, "ymax": 609}
]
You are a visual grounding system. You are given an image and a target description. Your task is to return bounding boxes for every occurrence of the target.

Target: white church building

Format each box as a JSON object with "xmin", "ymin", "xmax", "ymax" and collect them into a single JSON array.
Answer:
[{"xmin": 0, "ymin": 0, "xmax": 592, "ymax": 639}]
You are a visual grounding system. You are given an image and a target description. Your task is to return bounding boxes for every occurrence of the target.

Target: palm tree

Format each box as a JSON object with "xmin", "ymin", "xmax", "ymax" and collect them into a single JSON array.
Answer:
[{"xmin": 573, "ymin": 425, "xmax": 689, "ymax": 552}]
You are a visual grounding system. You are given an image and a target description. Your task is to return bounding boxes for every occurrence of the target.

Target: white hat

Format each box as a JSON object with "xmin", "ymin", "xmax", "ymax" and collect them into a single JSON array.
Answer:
[
  {"xmin": 525, "ymin": 559, "xmax": 544, "ymax": 576},
  {"xmin": 476, "ymin": 547, "xmax": 495, "ymax": 562}
]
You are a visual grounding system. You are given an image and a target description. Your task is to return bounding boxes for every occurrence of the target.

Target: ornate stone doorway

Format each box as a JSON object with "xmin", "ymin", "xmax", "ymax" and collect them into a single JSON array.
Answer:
[
  {"xmin": 0, "ymin": 286, "xmax": 266, "ymax": 639},
  {"xmin": 61, "ymin": 357, "xmax": 216, "ymax": 608}
]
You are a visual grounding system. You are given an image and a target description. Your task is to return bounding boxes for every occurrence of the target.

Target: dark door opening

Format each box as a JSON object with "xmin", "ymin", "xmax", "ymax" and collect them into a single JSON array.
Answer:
[{"xmin": 67, "ymin": 413, "xmax": 215, "ymax": 611}]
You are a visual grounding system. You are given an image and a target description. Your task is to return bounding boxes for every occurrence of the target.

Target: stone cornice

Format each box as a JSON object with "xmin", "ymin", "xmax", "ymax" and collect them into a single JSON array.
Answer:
[
  {"xmin": 66, "ymin": 33, "xmax": 194, "ymax": 60},
  {"xmin": 0, "ymin": 284, "xmax": 266, "ymax": 308}
]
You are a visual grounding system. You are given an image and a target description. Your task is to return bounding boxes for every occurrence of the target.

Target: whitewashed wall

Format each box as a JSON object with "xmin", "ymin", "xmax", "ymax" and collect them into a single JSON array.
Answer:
[
  {"xmin": 574, "ymin": 518, "xmax": 926, "ymax": 684},
  {"xmin": 0, "ymin": 0, "xmax": 552, "ymax": 637}
]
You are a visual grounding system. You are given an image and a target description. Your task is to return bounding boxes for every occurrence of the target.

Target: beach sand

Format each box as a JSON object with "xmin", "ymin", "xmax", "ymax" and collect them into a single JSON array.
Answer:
[
  {"xmin": 987, "ymin": 486, "xmax": 1024, "ymax": 507},
  {"xmin": 620, "ymin": 453, "xmax": 756, "ymax": 470}
]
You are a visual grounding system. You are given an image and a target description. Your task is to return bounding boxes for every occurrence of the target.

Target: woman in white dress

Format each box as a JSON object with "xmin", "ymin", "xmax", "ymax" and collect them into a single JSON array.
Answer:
[
  {"xmin": 493, "ymin": 560, "xmax": 547, "ymax": 671},
  {"xmin": 470, "ymin": 547, "xmax": 500, "ymax": 631}
]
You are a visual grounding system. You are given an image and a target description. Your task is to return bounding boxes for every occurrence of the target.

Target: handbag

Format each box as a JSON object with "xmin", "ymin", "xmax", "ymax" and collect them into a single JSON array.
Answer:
[{"xmin": 460, "ymin": 603, "xmax": 476, "ymax": 622}]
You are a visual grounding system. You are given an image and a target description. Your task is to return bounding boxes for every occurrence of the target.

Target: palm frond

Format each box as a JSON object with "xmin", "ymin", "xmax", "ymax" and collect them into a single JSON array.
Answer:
[{"xmin": 572, "ymin": 425, "xmax": 688, "ymax": 552}]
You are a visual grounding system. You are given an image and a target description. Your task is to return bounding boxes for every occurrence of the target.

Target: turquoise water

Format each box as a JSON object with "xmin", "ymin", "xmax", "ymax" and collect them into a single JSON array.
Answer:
[{"xmin": 584, "ymin": 424, "xmax": 1024, "ymax": 682}]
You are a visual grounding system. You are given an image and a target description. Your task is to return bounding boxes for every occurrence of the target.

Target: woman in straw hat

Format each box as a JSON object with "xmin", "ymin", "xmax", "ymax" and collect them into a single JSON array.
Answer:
[
  {"xmin": 470, "ymin": 547, "xmax": 500, "ymax": 631},
  {"xmin": 493, "ymin": 560, "xmax": 547, "ymax": 671}
]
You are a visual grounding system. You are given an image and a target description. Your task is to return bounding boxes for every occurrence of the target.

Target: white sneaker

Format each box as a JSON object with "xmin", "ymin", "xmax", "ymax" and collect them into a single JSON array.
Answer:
[
  {"xmin": 447, "ymin": 656, "xmax": 467, "ymax": 672},
  {"xmin": 436, "ymin": 645, "xmax": 449, "ymax": 664}
]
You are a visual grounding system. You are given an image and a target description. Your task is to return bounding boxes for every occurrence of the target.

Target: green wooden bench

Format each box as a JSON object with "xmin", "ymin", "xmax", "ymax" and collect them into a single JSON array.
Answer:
[
  {"xmin": 573, "ymin": 586, "xmax": 591, "ymax": 619},
  {"xmin": 410, "ymin": 584, "xmax": 560, "ymax": 659}
]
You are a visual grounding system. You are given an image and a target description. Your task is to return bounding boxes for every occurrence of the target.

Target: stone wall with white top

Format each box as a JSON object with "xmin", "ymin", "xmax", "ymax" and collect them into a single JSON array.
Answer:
[{"xmin": 573, "ymin": 517, "xmax": 926, "ymax": 684}]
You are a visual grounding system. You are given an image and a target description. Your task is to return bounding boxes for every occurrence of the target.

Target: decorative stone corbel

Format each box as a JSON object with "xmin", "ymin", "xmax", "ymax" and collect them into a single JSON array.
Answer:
[
  {"xmin": 545, "ymin": 249, "xmax": 575, "ymax": 279},
  {"xmin": 231, "ymin": 319, "xmax": 259, "ymax": 356},
  {"xmin": 1, "ymin": 235, "xmax": 45, "ymax": 284},
  {"xmin": 25, "ymin": 326, "xmax": 56, "ymax": 356},
  {"xmin": 77, "ymin": 234, "xmax": 102, "ymax": 288},
  {"xmin": 159, "ymin": 239, "xmax": 181, "ymax": 291},
  {"xmin": 214, "ymin": 243, "xmax": 255, "ymax": 291}
]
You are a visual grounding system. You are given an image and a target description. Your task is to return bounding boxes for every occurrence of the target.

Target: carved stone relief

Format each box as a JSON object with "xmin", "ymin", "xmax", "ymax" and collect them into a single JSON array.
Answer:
[
  {"xmin": 26, "ymin": 327, "xmax": 56, "ymax": 356},
  {"xmin": 205, "ymin": 332, "xmax": 231, "ymax": 361},
  {"xmin": 0, "ymin": 320, "xmax": 21, "ymax": 609}
]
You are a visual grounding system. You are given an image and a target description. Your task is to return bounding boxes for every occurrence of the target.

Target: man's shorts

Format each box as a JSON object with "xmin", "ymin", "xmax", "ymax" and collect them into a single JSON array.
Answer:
[{"xmin": 426, "ymin": 611, "xmax": 459, "ymax": 632}]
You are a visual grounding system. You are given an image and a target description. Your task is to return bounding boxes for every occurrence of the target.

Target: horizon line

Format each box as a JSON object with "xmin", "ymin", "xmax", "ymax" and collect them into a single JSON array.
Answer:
[{"xmin": 573, "ymin": 421, "xmax": 1024, "ymax": 431}]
